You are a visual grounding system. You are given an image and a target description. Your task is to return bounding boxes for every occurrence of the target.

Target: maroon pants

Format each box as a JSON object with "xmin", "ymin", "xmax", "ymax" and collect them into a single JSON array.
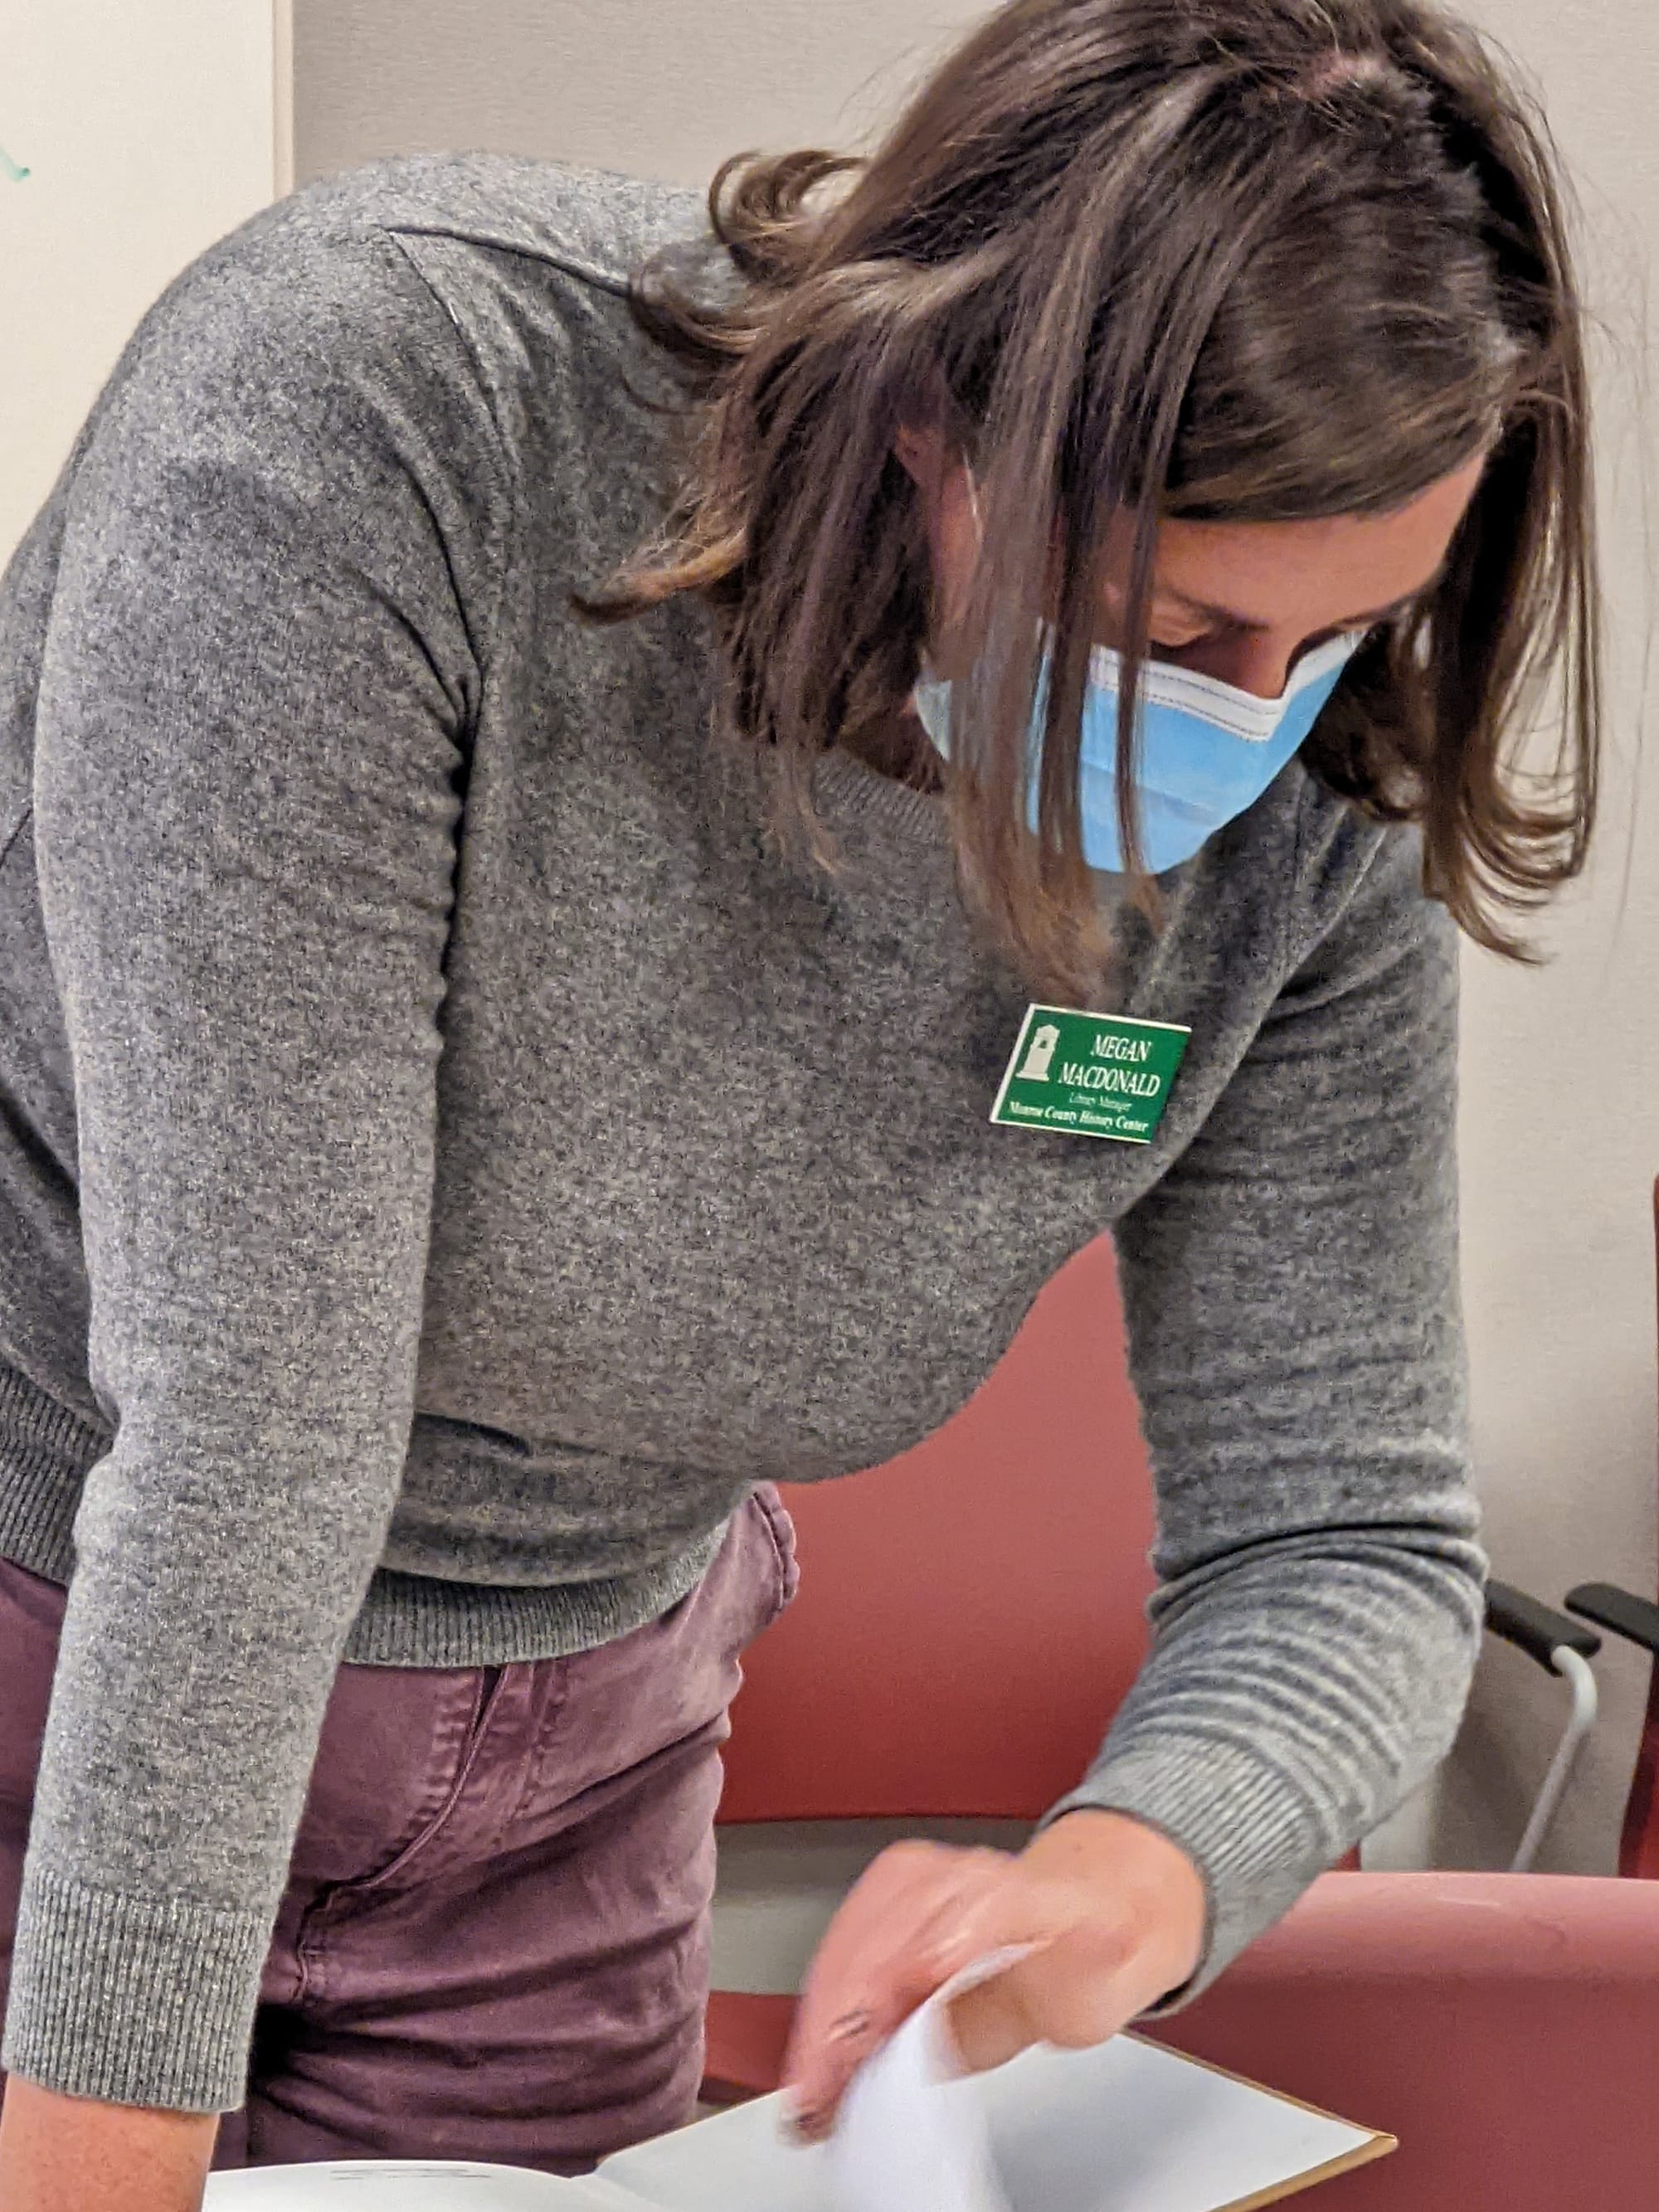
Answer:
[{"xmin": 0, "ymin": 1490, "xmax": 796, "ymax": 2174}]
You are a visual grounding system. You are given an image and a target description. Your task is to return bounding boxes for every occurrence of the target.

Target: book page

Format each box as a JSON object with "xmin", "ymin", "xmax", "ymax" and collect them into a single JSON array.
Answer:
[
  {"xmin": 975, "ymin": 2037, "xmax": 1388, "ymax": 2212},
  {"xmin": 598, "ymin": 2034, "xmax": 1389, "ymax": 2212},
  {"xmin": 203, "ymin": 2159, "xmax": 640, "ymax": 2209}
]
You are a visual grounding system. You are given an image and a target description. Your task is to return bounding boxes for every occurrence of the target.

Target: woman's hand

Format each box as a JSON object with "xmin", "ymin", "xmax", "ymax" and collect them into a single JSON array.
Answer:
[{"xmin": 783, "ymin": 1809, "xmax": 1208, "ymax": 2140}]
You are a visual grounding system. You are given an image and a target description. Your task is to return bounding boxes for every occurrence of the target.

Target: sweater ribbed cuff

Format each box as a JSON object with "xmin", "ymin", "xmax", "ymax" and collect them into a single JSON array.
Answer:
[
  {"xmin": 1041, "ymin": 1732, "xmax": 1340, "ymax": 2012},
  {"xmin": 2, "ymin": 1863, "xmax": 270, "ymax": 2111}
]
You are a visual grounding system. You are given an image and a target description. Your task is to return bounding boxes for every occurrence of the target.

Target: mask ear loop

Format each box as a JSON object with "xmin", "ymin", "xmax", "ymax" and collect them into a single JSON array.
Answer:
[
  {"xmin": 918, "ymin": 458, "xmax": 987, "ymax": 695},
  {"xmin": 962, "ymin": 459, "xmax": 985, "ymax": 542},
  {"xmin": 951, "ymin": 459, "xmax": 990, "ymax": 680},
  {"xmin": 953, "ymin": 459, "xmax": 987, "ymax": 646}
]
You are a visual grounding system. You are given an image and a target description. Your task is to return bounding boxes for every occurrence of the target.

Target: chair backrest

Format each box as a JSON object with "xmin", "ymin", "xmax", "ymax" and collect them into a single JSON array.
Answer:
[
  {"xmin": 1150, "ymin": 1870, "xmax": 1659, "ymax": 2211},
  {"xmin": 1614, "ymin": 1178, "xmax": 1659, "ymax": 1876},
  {"xmin": 718, "ymin": 1236, "xmax": 1155, "ymax": 1824}
]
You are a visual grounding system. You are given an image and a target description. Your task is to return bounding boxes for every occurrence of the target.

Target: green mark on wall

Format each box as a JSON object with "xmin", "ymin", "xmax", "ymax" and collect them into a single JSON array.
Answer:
[{"xmin": 0, "ymin": 147, "xmax": 29, "ymax": 182}]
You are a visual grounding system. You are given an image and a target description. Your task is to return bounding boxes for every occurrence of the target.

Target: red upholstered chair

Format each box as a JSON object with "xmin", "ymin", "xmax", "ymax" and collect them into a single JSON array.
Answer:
[
  {"xmin": 1565, "ymin": 1577, "xmax": 1659, "ymax": 1876},
  {"xmin": 705, "ymin": 1234, "xmax": 1599, "ymax": 2102},
  {"xmin": 1562, "ymin": 1171, "xmax": 1659, "ymax": 1878},
  {"xmin": 1146, "ymin": 1869, "xmax": 1659, "ymax": 2210}
]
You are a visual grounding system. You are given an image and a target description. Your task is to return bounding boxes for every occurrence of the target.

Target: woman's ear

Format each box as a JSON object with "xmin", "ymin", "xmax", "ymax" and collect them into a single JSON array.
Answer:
[
  {"xmin": 892, "ymin": 421, "xmax": 945, "ymax": 488},
  {"xmin": 892, "ymin": 427, "xmax": 985, "ymax": 673}
]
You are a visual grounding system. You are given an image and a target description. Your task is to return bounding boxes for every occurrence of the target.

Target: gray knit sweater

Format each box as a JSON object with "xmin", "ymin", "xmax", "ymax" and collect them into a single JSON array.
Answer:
[{"xmin": 0, "ymin": 155, "xmax": 1481, "ymax": 2113}]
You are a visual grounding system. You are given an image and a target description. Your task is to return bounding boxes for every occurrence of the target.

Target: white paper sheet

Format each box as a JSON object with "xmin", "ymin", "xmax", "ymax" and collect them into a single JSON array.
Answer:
[{"xmin": 828, "ymin": 1992, "xmax": 1010, "ymax": 2212}]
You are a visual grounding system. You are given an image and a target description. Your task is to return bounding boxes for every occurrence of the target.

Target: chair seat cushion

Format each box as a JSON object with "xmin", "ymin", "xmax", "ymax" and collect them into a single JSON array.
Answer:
[{"xmin": 702, "ymin": 1990, "xmax": 797, "ymax": 2101}]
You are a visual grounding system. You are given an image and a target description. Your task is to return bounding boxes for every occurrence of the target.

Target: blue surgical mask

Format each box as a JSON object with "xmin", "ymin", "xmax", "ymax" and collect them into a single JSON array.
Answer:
[{"xmin": 911, "ymin": 625, "xmax": 1364, "ymax": 875}]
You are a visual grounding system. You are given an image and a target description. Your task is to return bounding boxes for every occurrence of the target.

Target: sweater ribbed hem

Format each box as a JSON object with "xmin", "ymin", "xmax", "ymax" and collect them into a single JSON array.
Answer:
[
  {"xmin": 343, "ymin": 1528, "xmax": 725, "ymax": 1665},
  {"xmin": 0, "ymin": 1356, "xmax": 109, "ymax": 1583},
  {"xmin": 0, "ymin": 1354, "xmax": 728, "ymax": 1666},
  {"xmin": 2, "ymin": 1864, "xmax": 269, "ymax": 2111},
  {"xmin": 1043, "ymin": 1732, "xmax": 1346, "ymax": 2010}
]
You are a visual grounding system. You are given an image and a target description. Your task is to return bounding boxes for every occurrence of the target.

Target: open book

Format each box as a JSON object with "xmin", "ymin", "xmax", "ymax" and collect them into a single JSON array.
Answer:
[{"xmin": 204, "ymin": 2033, "xmax": 1393, "ymax": 2212}]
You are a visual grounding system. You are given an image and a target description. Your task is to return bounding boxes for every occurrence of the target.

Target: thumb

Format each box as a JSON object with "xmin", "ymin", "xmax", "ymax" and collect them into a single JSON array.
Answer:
[
  {"xmin": 945, "ymin": 1966, "xmax": 1048, "ymax": 2074},
  {"xmin": 943, "ymin": 1872, "xmax": 1151, "ymax": 2069},
  {"xmin": 933, "ymin": 1915, "xmax": 1074, "ymax": 2077}
]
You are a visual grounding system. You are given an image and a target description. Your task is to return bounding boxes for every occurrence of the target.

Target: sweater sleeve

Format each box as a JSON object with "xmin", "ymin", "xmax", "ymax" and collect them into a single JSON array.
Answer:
[
  {"xmin": 5, "ymin": 226, "xmax": 506, "ymax": 2109},
  {"xmin": 1045, "ymin": 809, "xmax": 1485, "ymax": 1997}
]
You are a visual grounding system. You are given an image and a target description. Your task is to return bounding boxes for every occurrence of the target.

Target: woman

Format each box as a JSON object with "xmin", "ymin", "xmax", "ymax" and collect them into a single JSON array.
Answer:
[{"xmin": 0, "ymin": 0, "xmax": 1598, "ymax": 2203}]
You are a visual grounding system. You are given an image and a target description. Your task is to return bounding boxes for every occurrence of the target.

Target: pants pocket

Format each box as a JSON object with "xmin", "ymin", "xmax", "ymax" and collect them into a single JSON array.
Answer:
[
  {"xmin": 0, "ymin": 1558, "xmax": 66, "ymax": 1811},
  {"xmin": 745, "ymin": 1482, "xmax": 800, "ymax": 1641}
]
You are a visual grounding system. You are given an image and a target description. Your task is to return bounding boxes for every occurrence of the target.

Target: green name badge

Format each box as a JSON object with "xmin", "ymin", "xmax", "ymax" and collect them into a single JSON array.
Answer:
[{"xmin": 990, "ymin": 1004, "xmax": 1190, "ymax": 1145}]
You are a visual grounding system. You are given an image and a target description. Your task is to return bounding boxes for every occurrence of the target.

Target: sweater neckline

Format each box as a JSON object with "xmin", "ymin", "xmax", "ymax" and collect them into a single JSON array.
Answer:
[{"xmin": 815, "ymin": 746, "xmax": 948, "ymax": 846}]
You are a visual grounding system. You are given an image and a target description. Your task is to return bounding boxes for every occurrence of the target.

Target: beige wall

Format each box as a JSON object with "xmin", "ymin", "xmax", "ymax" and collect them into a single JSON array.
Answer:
[
  {"xmin": 1420, "ymin": 0, "xmax": 1659, "ymax": 1874},
  {"xmin": 0, "ymin": 2, "xmax": 281, "ymax": 559},
  {"xmin": 292, "ymin": 0, "xmax": 980, "ymax": 191},
  {"xmin": 291, "ymin": 0, "xmax": 1654, "ymax": 1877}
]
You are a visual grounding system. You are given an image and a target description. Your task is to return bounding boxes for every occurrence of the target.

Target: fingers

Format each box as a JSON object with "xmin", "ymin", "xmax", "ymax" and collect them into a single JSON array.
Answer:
[
  {"xmin": 782, "ymin": 1840, "xmax": 1012, "ymax": 2137},
  {"xmin": 780, "ymin": 1820, "xmax": 1199, "ymax": 2142},
  {"xmin": 944, "ymin": 1967, "xmax": 1044, "ymax": 2074}
]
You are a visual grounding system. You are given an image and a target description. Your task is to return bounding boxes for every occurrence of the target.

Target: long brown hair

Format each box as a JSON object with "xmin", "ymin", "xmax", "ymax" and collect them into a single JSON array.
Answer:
[{"xmin": 577, "ymin": 0, "xmax": 1600, "ymax": 996}]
